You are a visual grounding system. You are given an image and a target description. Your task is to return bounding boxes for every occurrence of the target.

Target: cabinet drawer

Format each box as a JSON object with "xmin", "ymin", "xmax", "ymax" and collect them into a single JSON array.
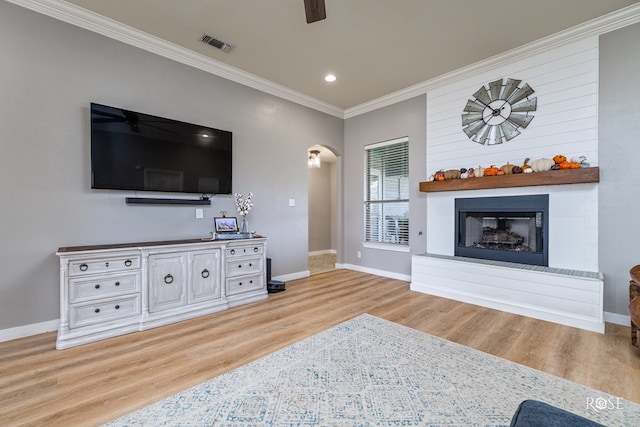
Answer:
[
  {"xmin": 226, "ymin": 274, "xmax": 264, "ymax": 296},
  {"xmin": 226, "ymin": 245, "xmax": 263, "ymax": 258},
  {"xmin": 69, "ymin": 273, "xmax": 140, "ymax": 303},
  {"xmin": 68, "ymin": 255, "xmax": 140, "ymax": 277},
  {"xmin": 69, "ymin": 295, "xmax": 141, "ymax": 329},
  {"xmin": 226, "ymin": 257, "xmax": 263, "ymax": 277}
]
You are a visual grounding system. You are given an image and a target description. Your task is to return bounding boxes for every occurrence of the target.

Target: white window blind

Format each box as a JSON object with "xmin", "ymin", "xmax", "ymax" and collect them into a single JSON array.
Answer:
[{"xmin": 364, "ymin": 137, "xmax": 409, "ymax": 245}]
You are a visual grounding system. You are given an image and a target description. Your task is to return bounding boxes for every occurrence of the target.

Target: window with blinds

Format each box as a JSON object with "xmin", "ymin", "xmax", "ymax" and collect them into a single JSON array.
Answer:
[{"xmin": 364, "ymin": 137, "xmax": 409, "ymax": 245}]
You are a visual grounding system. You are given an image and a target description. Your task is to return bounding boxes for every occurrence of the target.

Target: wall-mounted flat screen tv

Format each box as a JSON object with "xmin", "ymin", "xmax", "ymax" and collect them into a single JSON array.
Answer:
[{"xmin": 91, "ymin": 103, "xmax": 232, "ymax": 195}]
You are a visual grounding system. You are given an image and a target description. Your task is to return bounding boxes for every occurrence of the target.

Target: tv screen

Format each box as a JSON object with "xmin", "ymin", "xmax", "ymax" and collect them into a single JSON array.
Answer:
[{"xmin": 91, "ymin": 103, "xmax": 232, "ymax": 195}]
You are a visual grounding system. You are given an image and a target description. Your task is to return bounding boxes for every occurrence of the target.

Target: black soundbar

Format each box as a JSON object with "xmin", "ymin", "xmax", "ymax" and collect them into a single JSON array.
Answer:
[{"xmin": 126, "ymin": 197, "xmax": 211, "ymax": 206}]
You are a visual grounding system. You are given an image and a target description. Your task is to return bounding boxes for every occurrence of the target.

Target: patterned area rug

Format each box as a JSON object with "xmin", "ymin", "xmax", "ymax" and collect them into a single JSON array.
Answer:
[{"xmin": 105, "ymin": 314, "xmax": 639, "ymax": 426}]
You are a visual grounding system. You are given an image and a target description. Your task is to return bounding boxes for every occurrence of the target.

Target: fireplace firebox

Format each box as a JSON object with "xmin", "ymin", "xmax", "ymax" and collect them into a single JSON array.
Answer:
[{"xmin": 455, "ymin": 194, "xmax": 549, "ymax": 266}]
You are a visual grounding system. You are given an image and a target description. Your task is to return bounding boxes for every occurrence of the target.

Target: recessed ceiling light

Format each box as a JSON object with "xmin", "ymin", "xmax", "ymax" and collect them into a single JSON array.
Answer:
[{"xmin": 324, "ymin": 74, "xmax": 337, "ymax": 82}]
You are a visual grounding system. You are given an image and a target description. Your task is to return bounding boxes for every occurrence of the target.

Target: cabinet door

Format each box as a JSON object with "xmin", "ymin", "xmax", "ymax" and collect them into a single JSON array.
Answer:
[
  {"xmin": 149, "ymin": 253, "xmax": 187, "ymax": 312},
  {"xmin": 189, "ymin": 249, "xmax": 222, "ymax": 304}
]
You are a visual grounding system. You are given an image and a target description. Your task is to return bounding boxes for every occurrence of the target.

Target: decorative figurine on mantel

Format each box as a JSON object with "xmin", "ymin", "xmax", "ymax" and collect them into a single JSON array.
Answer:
[{"xmin": 234, "ymin": 192, "xmax": 253, "ymax": 235}]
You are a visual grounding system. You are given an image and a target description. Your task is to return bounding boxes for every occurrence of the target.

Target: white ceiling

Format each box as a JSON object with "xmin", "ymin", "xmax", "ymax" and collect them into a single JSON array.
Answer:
[{"xmin": 21, "ymin": 0, "xmax": 640, "ymax": 112}]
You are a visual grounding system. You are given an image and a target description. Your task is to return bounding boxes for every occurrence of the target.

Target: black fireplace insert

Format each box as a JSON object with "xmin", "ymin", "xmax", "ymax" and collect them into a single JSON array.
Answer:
[{"xmin": 454, "ymin": 194, "xmax": 549, "ymax": 266}]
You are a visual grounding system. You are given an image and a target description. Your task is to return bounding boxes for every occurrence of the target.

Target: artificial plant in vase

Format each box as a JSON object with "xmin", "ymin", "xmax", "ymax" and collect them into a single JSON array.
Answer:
[{"xmin": 234, "ymin": 192, "xmax": 253, "ymax": 234}]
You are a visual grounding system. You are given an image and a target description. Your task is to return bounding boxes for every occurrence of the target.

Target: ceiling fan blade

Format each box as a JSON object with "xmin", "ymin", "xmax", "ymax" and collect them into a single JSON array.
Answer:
[{"xmin": 304, "ymin": 0, "xmax": 326, "ymax": 23}]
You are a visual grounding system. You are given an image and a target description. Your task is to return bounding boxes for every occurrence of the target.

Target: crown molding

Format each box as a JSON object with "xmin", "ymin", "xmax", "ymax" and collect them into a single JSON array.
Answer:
[
  {"xmin": 5, "ymin": 0, "xmax": 345, "ymax": 118},
  {"xmin": 344, "ymin": 2, "xmax": 640, "ymax": 119},
  {"xmin": 7, "ymin": 0, "xmax": 640, "ymax": 120}
]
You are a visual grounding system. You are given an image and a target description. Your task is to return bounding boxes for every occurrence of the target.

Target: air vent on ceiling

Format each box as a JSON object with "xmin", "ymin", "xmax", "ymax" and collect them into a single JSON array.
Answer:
[{"xmin": 199, "ymin": 33, "xmax": 233, "ymax": 53}]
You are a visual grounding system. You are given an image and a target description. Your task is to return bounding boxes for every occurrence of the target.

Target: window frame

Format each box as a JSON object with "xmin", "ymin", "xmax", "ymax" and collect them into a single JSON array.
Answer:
[{"xmin": 363, "ymin": 136, "xmax": 410, "ymax": 250}]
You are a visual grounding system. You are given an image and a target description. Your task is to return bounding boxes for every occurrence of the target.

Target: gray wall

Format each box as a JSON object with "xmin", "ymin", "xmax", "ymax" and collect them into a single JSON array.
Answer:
[
  {"xmin": 308, "ymin": 163, "xmax": 333, "ymax": 253},
  {"xmin": 599, "ymin": 22, "xmax": 640, "ymax": 315},
  {"xmin": 343, "ymin": 96, "xmax": 428, "ymax": 274},
  {"xmin": 2, "ymin": 0, "xmax": 638, "ymax": 332},
  {"xmin": 0, "ymin": 2, "xmax": 343, "ymax": 329}
]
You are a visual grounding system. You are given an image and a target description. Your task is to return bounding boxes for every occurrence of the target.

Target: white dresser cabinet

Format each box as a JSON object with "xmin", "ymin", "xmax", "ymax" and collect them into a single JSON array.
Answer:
[
  {"xmin": 225, "ymin": 242, "xmax": 265, "ymax": 306},
  {"xmin": 56, "ymin": 237, "xmax": 266, "ymax": 349},
  {"xmin": 148, "ymin": 252, "xmax": 188, "ymax": 312},
  {"xmin": 189, "ymin": 249, "xmax": 222, "ymax": 304}
]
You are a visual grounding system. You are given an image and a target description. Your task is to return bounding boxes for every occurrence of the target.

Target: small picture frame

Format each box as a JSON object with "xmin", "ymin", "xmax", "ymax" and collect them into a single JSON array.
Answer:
[{"xmin": 214, "ymin": 216, "xmax": 239, "ymax": 233}]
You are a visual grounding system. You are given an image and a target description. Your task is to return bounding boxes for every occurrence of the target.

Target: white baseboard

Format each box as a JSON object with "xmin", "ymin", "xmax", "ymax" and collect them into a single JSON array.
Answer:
[
  {"xmin": 605, "ymin": 311, "xmax": 630, "ymax": 326},
  {"xmin": 0, "ymin": 267, "xmax": 631, "ymax": 343},
  {"xmin": 341, "ymin": 263, "xmax": 411, "ymax": 282},
  {"xmin": 0, "ymin": 319, "xmax": 59, "ymax": 343},
  {"xmin": 308, "ymin": 249, "xmax": 337, "ymax": 256},
  {"xmin": 272, "ymin": 270, "xmax": 310, "ymax": 282}
]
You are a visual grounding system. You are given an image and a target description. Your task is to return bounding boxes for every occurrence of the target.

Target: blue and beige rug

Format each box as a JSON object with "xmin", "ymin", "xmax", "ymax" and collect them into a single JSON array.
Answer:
[{"xmin": 105, "ymin": 314, "xmax": 639, "ymax": 426}]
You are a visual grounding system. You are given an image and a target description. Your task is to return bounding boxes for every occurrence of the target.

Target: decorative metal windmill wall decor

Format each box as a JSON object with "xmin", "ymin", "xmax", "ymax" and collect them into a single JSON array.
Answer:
[{"xmin": 461, "ymin": 78, "xmax": 537, "ymax": 145}]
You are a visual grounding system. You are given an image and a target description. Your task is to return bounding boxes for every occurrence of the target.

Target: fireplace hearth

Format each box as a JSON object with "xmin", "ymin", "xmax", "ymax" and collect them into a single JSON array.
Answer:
[{"xmin": 455, "ymin": 194, "xmax": 549, "ymax": 266}]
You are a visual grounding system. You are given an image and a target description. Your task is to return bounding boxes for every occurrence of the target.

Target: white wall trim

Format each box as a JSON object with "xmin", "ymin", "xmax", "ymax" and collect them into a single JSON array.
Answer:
[
  {"xmin": 343, "ymin": 263, "xmax": 411, "ymax": 282},
  {"xmin": 0, "ymin": 319, "xmax": 58, "ymax": 343},
  {"xmin": 0, "ymin": 309, "xmax": 628, "ymax": 344},
  {"xmin": 604, "ymin": 311, "xmax": 630, "ymax": 327},
  {"xmin": 7, "ymin": 0, "xmax": 640, "ymax": 120},
  {"xmin": 344, "ymin": 3, "xmax": 640, "ymax": 118},
  {"xmin": 272, "ymin": 270, "xmax": 309, "ymax": 282},
  {"xmin": 5, "ymin": 0, "xmax": 344, "ymax": 118}
]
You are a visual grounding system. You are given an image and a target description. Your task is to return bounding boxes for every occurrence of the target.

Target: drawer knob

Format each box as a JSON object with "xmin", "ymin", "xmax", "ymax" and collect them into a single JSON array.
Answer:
[
  {"xmin": 115, "ymin": 281, "xmax": 120, "ymax": 286},
  {"xmin": 125, "ymin": 259, "xmax": 132, "ymax": 267},
  {"xmin": 239, "ymin": 282, "xmax": 243, "ymax": 286},
  {"xmin": 79, "ymin": 263, "xmax": 88, "ymax": 272},
  {"xmin": 230, "ymin": 249, "xmax": 236, "ymax": 255},
  {"xmin": 249, "ymin": 263, "xmax": 252, "ymax": 267},
  {"xmin": 105, "ymin": 262, "xmax": 110, "ymax": 267},
  {"xmin": 238, "ymin": 264, "xmax": 242, "ymax": 268},
  {"xmin": 115, "ymin": 305, "xmax": 120, "ymax": 310},
  {"xmin": 250, "ymin": 280, "xmax": 253, "ymax": 284},
  {"xmin": 94, "ymin": 308, "xmax": 100, "ymax": 313},
  {"xmin": 254, "ymin": 247, "xmax": 259, "ymax": 253},
  {"xmin": 164, "ymin": 274, "xmax": 174, "ymax": 284},
  {"xmin": 201, "ymin": 269, "xmax": 210, "ymax": 279},
  {"xmin": 95, "ymin": 284, "xmax": 100, "ymax": 289}
]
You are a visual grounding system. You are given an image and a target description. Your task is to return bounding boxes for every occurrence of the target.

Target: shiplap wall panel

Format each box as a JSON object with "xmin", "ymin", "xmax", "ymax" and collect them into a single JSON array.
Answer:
[
  {"xmin": 426, "ymin": 37, "xmax": 598, "ymax": 175},
  {"xmin": 411, "ymin": 255, "xmax": 604, "ymax": 332}
]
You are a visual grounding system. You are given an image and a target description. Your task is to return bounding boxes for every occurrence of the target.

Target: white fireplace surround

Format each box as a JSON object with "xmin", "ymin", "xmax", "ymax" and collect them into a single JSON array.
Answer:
[
  {"xmin": 411, "ymin": 36, "xmax": 604, "ymax": 332},
  {"xmin": 412, "ymin": 183, "xmax": 602, "ymax": 333}
]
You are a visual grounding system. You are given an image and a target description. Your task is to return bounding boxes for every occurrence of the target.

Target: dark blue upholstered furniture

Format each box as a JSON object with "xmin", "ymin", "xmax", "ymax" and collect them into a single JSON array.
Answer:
[{"xmin": 510, "ymin": 400, "xmax": 606, "ymax": 427}]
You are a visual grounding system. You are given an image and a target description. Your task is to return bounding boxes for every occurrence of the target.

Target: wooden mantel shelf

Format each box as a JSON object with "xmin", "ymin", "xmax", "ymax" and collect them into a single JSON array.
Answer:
[{"xmin": 419, "ymin": 167, "xmax": 599, "ymax": 193}]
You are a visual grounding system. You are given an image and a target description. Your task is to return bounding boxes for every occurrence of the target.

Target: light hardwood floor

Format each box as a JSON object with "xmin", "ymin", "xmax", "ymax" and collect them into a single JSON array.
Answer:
[{"xmin": 1, "ymin": 269, "xmax": 639, "ymax": 426}]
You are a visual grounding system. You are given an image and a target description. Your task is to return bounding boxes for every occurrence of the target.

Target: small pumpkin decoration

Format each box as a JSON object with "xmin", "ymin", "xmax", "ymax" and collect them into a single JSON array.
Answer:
[
  {"xmin": 521, "ymin": 157, "xmax": 532, "ymax": 172},
  {"xmin": 444, "ymin": 169, "xmax": 461, "ymax": 180},
  {"xmin": 484, "ymin": 165, "xmax": 500, "ymax": 176},
  {"xmin": 553, "ymin": 154, "xmax": 567, "ymax": 164},
  {"xmin": 467, "ymin": 168, "xmax": 475, "ymax": 178},
  {"xmin": 475, "ymin": 166, "xmax": 485, "ymax": 178},
  {"xmin": 531, "ymin": 158, "xmax": 555, "ymax": 172},
  {"xmin": 500, "ymin": 163, "xmax": 514, "ymax": 175},
  {"xmin": 434, "ymin": 170, "xmax": 446, "ymax": 181},
  {"xmin": 550, "ymin": 164, "xmax": 560, "ymax": 170},
  {"xmin": 512, "ymin": 165, "xmax": 523, "ymax": 174},
  {"xmin": 496, "ymin": 170, "xmax": 505, "ymax": 176},
  {"xmin": 571, "ymin": 155, "xmax": 587, "ymax": 164},
  {"xmin": 559, "ymin": 161, "xmax": 581, "ymax": 169}
]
